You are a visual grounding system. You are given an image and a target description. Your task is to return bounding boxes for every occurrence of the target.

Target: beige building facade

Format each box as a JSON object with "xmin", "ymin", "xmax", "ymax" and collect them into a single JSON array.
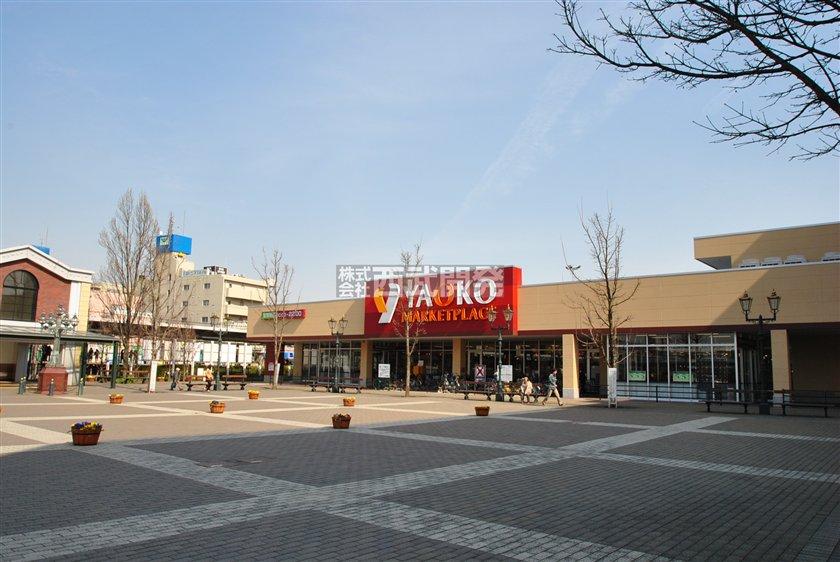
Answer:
[{"xmin": 247, "ymin": 223, "xmax": 840, "ymax": 399}]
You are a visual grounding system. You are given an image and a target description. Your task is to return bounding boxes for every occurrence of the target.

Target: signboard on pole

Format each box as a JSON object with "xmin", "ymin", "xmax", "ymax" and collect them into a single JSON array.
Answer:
[
  {"xmin": 474, "ymin": 364, "xmax": 486, "ymax": 382},
  {"xmin": 607, "ymin": 367, "xmax": 618, "ymax": 408},
  {"xmin": 500, "ymin": 364, "xmax": 513, "ymax": 382},
  {"xmin": 147, "ymin": 361, "xmax": 158, "ymax": 393},
  {"xmin": 378, "ymin": 363, "xmax": 391, "ymax": 379}
]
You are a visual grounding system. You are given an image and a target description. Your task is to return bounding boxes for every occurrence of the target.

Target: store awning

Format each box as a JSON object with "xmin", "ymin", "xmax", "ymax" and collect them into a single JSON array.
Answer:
[{"xmin": 0, "ymin": 323, "xmax": 118, "ymax": 345}]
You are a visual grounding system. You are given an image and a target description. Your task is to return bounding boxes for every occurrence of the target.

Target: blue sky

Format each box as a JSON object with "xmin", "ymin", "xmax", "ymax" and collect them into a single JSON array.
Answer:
[{"xmin": 2, "ymin": 1, "xmax": 838, "ymax": 301}]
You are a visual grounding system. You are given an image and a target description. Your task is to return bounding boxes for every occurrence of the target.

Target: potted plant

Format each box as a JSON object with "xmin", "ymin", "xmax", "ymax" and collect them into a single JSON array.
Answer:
[
  {"xmin": 475, "ymin": 405, "xmax": 490, "ymax": 416},
  {"xmin": 70, "ymin": 421, "xmax": 103, "ymax": 446},
  {"xmin": 332, "ymin": 413, "xmax": 351, "ymax": 429},
  {"xmin": 342, "ymin": 396, "xmax": 356, "ymax": 407},
  {"xmin": 209, "ymin": 400, "xmax": 226, "ymax": 414},
  {"xmin": 247, "ymin": 389, "xmax": 260, "ymax": 400},
  {"xmin": 109, "ymin": 393, "xmax": 124, "ymax": 404}
]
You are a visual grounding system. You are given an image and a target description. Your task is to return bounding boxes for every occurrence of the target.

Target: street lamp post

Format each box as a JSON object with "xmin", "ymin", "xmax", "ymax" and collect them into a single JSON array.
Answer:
[
  {"xmin": 328, "ymin": 316, "xmax": 348, "ymax": 393},
  {"xmin": 738, "ymin": 290, "xmax": 782, "ymax": 392},
  {"xmin": 487, "ymin": 304, "xmax": 514, "ymax": 402},
  {"xmin": 210, "ymin": 314, "xmax": 230, "ymax": 392},
  {"xmin": 30, "ymin": 305, "xmax": 79, "ymax": 395}
]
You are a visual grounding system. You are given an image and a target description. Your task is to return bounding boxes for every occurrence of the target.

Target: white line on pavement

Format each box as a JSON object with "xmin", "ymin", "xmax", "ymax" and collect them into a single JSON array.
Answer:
[
  {"xmin": 359, "ymin": 406, "xmax": 471, "ymax": 416},
  {"xmin": 0, "ymin": 419, "xmax": 69, "ymax": 445},
  {"xmin": 2, "ymin": 413, "xmax": 197, "ymax": 421}
]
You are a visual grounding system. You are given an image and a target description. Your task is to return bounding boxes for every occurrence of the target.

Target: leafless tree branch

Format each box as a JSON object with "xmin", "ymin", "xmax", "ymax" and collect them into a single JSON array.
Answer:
[{"xmin": 552, "ymin": 0, "xmax": 840, "ymax": 159}]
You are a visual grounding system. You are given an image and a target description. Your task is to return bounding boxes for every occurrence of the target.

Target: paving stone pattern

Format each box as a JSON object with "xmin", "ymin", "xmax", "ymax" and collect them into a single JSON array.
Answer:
[
  {"xmin": 388, "ymin": 417, "xmax": 639, "ymax": 449},
  {"xmin": 51, "ymin": 511, "xmax": 509, "ymax": 562},
  {"xmin": 611, "ymin": 431, "xmax": 840, "ymax": 474},
  {"xmin": 0, "ymin": 450, "xmax": 245, "ymax": 536},
  {"xmin": 383, "ymin": 456, "xmax": 840, "ymax": 561},
  {"xmin": 1, "ymin": 387, "xmax": 838, "ymax": 561},
  {"xmin": 136, "ymin": 431, "xmax": 516, "ymax": 486},
  {"xmin": 510, "ymin": 404, "xmax": 710, "ymax": 426}
]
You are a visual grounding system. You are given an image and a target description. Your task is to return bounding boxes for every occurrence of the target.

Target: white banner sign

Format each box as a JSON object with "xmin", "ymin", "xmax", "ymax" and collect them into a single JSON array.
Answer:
[
  {"xmin": 500, "ymin": 365, "xmax": 513, "ymax": 382},
  {"xmin": 378, "ymin": 363, "xmax": 391, "ymax": 379}
]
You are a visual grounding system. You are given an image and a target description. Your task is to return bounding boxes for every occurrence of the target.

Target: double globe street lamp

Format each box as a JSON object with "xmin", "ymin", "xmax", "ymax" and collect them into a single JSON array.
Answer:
[
  {"xmin": 26, "ymin": 306, "xmax": 79, "ymax": 394},
  {"xmin": 738, "ymin": 290, "xmax": 781, "ymax": 395},
  {"xmin": 487, "ymin": 304, "xmax": 514, "ymax": 402},
  {"xmin": 738, "ymin": 289, "xmax": 782, "ymax": 326},
  {"xmin": 328, "ymin": 316, "xmax": 348, "ymax": 393}
]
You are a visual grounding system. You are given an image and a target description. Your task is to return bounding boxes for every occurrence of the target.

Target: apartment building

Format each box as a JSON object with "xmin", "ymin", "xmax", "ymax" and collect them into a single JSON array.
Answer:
[{"xmin": 89, "ymin": 233, "xmax": 268, "ymax": 368}]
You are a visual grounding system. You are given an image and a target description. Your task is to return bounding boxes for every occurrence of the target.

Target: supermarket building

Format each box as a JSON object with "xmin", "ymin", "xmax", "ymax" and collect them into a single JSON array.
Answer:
[{"xmin": 246, "ymin": 223, "xmax": 840, "ymax": 399}]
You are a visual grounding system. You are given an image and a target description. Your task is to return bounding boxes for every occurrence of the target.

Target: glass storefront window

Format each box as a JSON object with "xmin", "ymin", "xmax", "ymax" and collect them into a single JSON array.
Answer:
[
  {"xmin": 612, "ymin": 332, "xmax": 737, "ymax": 394},
  {"xmin": 691, "ymin": 346, "xmax": 713, "ymax": 386},
  {"xmin": 690, "ymin": 334, "xmax": 712, "ymax": 345},
  {"xmin": 648, "ymin": 335, "xmax": 668, "ymax": 346},
  {"xmin": 301, "ymin": 341, "xmax": 361, "ymax": 382},
  {"xmin": 713, "ymin": 333, "xmax": 735, "ymax": 345},
  {"xmin": 713, "ymin": 347, "xmax": 736, "ymax": 388},
  {"xmin": 629, "ymin": 335, "xmax": 647, "ymax": 346},
  {"xmin": 373, "ymin": 340, "xmax": 452, "ymax": 386},
  {"xmin": 625, "ymin": 347, "xmax": 648, "ymax": 383},
  {"xmin": 669, "ymin": 346, "xmax": 690, "ymax": 384},
  {"xmin": 465, "ymin": 339, "xmax": 561, "ymax": 384},
  {"xmin": 649, "ymin": 346, "xmax": 668, "ymax": 384}
]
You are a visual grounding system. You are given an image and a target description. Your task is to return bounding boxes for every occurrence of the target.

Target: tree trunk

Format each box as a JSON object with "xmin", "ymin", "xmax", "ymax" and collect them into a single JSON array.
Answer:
[
  {"xmin": 272, "ymin": 338, "xmax": 279, "ymax": 389},
  {"xmin": 404, "ymin": 335, "xmax": 411, "ymax": 397}
]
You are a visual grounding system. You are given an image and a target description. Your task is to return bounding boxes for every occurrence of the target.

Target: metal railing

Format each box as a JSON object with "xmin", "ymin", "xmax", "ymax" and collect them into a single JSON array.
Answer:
[{"xmin": 588, "ymin": 383, "xmax": 774, "ymax": 403}]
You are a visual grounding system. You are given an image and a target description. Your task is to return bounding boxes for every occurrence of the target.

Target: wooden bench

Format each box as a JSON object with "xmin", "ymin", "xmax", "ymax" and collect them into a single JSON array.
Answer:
[
  {"xmin": 186, "ymin": 376, "xmax": 212, "ymax": 391},
  {"xmin": 705, "ymin": 399, "xmax": 754, "ymax": 414},
  {"xmin": 503, "ymin": 387, "xmax": 548, "ymax": 403},
  {"xmin": 306, "ymin": 378, "xmax": 362, "ymax": 393},
  {"xmin": 779, "ymin": 390, "xmax": 840, "ymax": 417},
  {"xmin": 458, "ymin": 381, "xmax": 496, "ymax": 400},
  {"xmin": 221, "ymin": 374, "xmax": 247, "ymax": 391},
  {"xmin": 705, "ymin": 390, "xmax": 771, "ymax": 414}
]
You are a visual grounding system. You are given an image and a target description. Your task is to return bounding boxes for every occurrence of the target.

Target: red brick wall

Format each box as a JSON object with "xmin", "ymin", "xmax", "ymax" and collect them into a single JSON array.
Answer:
[{"xmin": 0, "ymin": 259, "xmax": 72, "ymax": 321}]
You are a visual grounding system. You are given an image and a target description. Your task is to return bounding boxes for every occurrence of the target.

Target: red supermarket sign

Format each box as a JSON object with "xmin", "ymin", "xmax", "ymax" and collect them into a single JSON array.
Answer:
[
  {"xmin": 261, "ymin": 308, "xmax": 306, "ymax": 320},
  {"xmin": 364, "ymin": 266, "xmax": 521, "ymax": 337}
]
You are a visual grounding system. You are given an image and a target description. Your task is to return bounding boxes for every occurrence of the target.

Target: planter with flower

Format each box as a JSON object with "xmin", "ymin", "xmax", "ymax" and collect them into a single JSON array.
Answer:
[
  {"xmin": 109, "ymin": 393, "xmax": 124, "ymax": 404},
  {"xmin": 70, "ymin": 421, "xmax": 103, "ymax": 446},
  {"xmin": 247, "ymin": 389, "xmax": 260, "ymax": 400},
  {"xmin": 332, "ymin": 413, "xmax": 351, "ymax": 429},
  {"xmin": 209, "ymin": 400, "xmax": 226, "ymax": 414},
  {"xmin": 342, "ymin": 396, "xmax": 356, "ymax": 407},
  {"xmin": 475, "ymin": 405, "xmax": 490, "ymax": 416}
]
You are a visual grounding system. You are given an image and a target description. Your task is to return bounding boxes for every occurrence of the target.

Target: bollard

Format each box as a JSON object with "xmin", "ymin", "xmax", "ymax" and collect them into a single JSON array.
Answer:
[
  {"xmin": 78, "ymin": 375, "xmax": 85, "ymax": 396},
  {"xmin": 17, "ymin": 376, "xmax": 26, "ymax": 395},
  {"xmin": 48, "ymin": 378, "xmax": 55, "ymax": 396}
]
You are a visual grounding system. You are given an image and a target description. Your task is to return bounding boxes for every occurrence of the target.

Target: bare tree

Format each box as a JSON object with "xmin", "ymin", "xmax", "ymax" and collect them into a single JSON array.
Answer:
[
  {"xmin": 97, "ymin": 189, "xmax": 158, "ymax": 379},
  {"xmin": 390, "ymin": 243, "xmax": 426, "ymax": 397},
  {"xmin": 552, "ymin": 0, "xmax": 840, "ymax": 159},
  {"xmin": 143, "ymin": 213, "xmax": 195, "ymax": 390},
  {"xmin": 173, "ymin": 325, "xmax": 198, "ymax": 383},
  {"xmin": 563, "ymin": 207, "xmax": 640, "ymax": 369},
  {"xmin": 252, "ymin": 249, "xmax": 295, "ymax": 389}
]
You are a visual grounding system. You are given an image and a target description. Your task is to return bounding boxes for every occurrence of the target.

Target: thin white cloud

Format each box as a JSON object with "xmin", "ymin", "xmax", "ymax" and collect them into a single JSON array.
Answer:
[{"xmin": 431, "ymin": 59, "xmax": 597, "ymax": 249}]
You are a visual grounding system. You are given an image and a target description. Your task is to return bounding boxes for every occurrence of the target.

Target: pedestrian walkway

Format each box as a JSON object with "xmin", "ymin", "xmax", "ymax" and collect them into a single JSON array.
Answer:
[{"xmin": 1, "ymin": 385, "xmax": 838, "ymax": 560}]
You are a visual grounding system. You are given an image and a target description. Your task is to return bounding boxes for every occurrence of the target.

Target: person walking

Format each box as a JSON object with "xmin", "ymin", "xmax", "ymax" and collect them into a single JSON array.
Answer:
[
  {"xmin": 169, "ymin": 367, "xmax": 182, "ymax": 391},
  {"xmin": 541, "ymin": 369, "xmax": 564, "ymax": 406}
]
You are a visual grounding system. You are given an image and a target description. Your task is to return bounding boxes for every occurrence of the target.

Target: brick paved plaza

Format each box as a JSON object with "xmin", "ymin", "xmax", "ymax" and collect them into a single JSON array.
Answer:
[{"xmin": 1, "ymin": 385, "xmax": 838, "ymax": 561}]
